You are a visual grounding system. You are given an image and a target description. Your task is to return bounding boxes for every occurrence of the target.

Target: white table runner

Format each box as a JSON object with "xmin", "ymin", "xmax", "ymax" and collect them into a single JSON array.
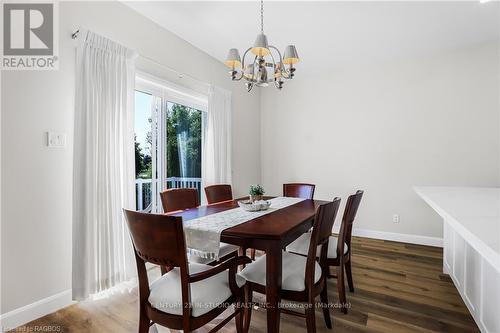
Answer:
[{"xmin": 184, "ymin": 197, "xmax": 305, "ymax": 260}]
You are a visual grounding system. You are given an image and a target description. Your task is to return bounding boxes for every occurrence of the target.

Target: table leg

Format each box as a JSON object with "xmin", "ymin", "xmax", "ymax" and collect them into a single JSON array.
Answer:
[
  {"xmin": 239, "ymin": 246, "xmax": 248, "ymax": 269},
  {"xmin": 266, "ymin": 243, "xmax": 282, "ymax": 333}
]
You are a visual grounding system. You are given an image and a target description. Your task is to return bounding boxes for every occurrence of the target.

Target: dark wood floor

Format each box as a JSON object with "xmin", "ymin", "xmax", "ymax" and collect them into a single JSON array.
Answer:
[{"xmin": 17, "ymin": 237, "xmax": 479, "ymax": 332}]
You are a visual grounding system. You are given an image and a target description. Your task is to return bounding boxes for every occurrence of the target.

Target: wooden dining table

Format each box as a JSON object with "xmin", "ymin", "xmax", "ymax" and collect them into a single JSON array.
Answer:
[{"xmin": 166, "ymin": 197, "xmax": 328, "ymax": 333}]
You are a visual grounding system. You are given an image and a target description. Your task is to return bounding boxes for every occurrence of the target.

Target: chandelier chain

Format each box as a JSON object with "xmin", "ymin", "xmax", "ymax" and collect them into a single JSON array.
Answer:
[{"xmin": 260, "ymin": 0, "xmax": 264, "ymax": 33}]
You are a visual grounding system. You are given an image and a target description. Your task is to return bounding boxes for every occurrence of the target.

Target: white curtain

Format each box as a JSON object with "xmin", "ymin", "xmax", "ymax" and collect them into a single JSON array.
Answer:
[
  {"xmin": 201, "ymin": 86, "xmax": 232, "ymax": 203},
  {"xmin": 72, "ymin": 30, "xmax": 137, "ymax": 300}
]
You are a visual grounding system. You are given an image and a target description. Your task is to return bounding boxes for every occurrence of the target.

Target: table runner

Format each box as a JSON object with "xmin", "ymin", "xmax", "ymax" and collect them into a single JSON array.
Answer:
[{"xmin": 184, "ymin": 197, "xmax": 305, "ymax": 259}]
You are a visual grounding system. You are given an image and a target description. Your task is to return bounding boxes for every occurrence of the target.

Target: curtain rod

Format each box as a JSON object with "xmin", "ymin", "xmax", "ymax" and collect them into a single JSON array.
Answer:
[{"xmin": 71, "ymin": 29, "xmax": 212, "ymax": 88}]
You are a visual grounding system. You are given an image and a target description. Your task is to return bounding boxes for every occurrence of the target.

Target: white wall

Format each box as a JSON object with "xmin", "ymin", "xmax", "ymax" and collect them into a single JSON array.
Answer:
[
  {"xmin": 261, "ymin": 41, "xmax": 499, "ymax": 240},
  {"xmin": 1, "ymin": 1, "xmax": 260, "ymax": 315}
]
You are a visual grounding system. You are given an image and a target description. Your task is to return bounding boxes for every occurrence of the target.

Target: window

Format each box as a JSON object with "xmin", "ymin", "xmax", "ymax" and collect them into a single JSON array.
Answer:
[{"xmin": 134, "ymin": 73, "xmax": 208, "ymax": 212}]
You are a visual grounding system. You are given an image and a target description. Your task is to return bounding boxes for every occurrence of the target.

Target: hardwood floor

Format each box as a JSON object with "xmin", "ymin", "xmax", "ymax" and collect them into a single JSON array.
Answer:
[{"xmin": 16, "ymin": 237, "xmax": 479, "ymax": 333}]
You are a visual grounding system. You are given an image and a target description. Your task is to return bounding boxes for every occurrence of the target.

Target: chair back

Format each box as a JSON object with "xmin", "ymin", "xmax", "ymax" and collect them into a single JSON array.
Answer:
[
  {"xmin": 337, "ymin": 190, "xmax": 364, "ymax": 257},
  {"xmin": 205, "ymin": 184, "xmax": 233, "ymax": 204},
  {"xmin": 124, "ymin": 209, "xmax": 188, "ymax": 269},
  {"xmin": 160, "ymin": 188, "xmax": 199, "ymax": 213},
  {"xmin": 123, "ymin": 209, "xmax": 191, "ymax": 321},
  {"xmin": 305, "ymin": 198, "xmax": 341, "ymax": 287},
  {"xmin": 283, "ymin": 183, "xmax": 316, "ymax": 199}
]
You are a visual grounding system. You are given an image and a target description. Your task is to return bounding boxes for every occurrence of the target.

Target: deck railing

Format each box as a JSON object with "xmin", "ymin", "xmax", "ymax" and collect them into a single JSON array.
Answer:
[{"xmin": 135, "ymin": 177, "xmax": 202, "ymax": 211}]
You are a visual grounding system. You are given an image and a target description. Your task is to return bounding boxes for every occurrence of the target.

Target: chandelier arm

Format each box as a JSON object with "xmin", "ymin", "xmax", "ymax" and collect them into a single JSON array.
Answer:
[
  {"xmin": 268, "ymin": 45, "xmax": 290, "ymax": 79},
  {"xmin": 240, "ymin": 47, "xmax": 257, "ymax": 82},
  {"xmin": 232, "ymin": 71, "xmax": 245, "ymax": 81},
  {"xmin": 268, "ymin": 45, "xmax": 283, "ymax": 64},
  {"xmin": 266, "ymin": 47, "xmax": 279, "ymax": 83},
  {"xmin": 251, "ymin": 55, "xmax": 258, "ymax": 82},
  {"xmin": 268, "ymin": 48, "xmax": 283, "ymax": 89},
  {"xmin": 268, "ymin": 49, "xmax": 276, "ymax": 66},
  {"xmin": 241, "ymin": 47, "xmax": 252, "ymax": 70},
  {"xmin": 228, "ymin": 47, "xmax": 253, "ymax": 82}
]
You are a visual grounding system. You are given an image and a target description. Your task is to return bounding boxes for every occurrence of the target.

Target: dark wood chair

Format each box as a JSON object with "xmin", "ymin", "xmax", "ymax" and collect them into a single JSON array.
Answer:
[
  {"xmin": 160, "ymin": 188, "xmax": 239, "ymax": 267},
  {"xmin": 205, "ymin": 184, "xmax": 233, "ymax": 204},
  {"xmin": 283, "ymin": 183, "xmax": 316, "ymax": 199},
  {"xmin": 248, "ymin": 183, "xmax": 317, "ymax": 260},
  {"xmin": 287, "ymin": 190, "xmax": 364, "ymax": 314},
  {"xmin": 123, "ymin": 209, "xmax": 251, "ymax": 333},
  {"xmin": 160, "ymin": 188, "xmax": 199, "ymax": 213},
  {"xmin": 239, "ymin": 198, "xmax": 341, "ymax": 333}
]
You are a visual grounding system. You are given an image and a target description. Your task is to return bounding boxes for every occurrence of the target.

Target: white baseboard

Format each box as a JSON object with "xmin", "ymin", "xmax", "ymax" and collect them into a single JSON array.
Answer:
[
  {"xmin": 351, "ymin": 228, "xmax": 443, "ymax": 247},
  {"xmin": 0, "ymin": 290, "xmax": 73, "ymax": 330}
]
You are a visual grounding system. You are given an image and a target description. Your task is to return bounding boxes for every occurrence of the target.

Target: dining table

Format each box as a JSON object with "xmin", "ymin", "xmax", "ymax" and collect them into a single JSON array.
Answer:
[{"xmin": 166, "ymin": 196, "xmax": 329, "ymax": 333}]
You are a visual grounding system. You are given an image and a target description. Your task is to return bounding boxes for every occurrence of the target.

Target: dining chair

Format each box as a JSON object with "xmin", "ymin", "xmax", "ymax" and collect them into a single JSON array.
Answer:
[
  {"xmin": 239, "ymin": 197, "xmax": 341, "ymax": 333},
  {"xmin": 287, "ymin": 190, "xmax": 364, "ymax": 314},
  {"xmin": 160, "ymin": 188, "xmax": 199, "ymax": 213},
  {"xmin": 123, "ymin": 209, "xmax": 252, "ymax": 333},
  {"xmin": 283, "ymin": 183, "xmax": 316, "ymax": 199},
  {"xmin": 205, "ymin": 184, "xmax": 233, "ymax": 204}
]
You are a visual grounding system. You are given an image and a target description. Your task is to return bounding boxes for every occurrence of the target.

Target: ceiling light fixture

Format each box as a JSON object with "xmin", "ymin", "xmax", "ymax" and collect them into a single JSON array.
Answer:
[{"xmin": 224, "ymin": 0, "xmax": 299, "ymax": 92}]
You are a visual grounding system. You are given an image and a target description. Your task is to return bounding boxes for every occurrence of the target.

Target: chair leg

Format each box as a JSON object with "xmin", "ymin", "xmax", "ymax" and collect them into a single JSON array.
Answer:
[
  {"xmin": 138, "ymin": 310, "xmax": 149, "ymax": 333},
  {"xmin": 305, "ymin": 300, "xmax": 316, "ymax": 333},
  {"xmin": 337, "ymin": 264, "xmax": 348, "ymax": 314},
  {"xmin": 345, "ymin": 260, "xmax": 354, "ymax": 292},
  {"xmin": 320, "ymin": 282, "xmax": 332, "ymax": 329},
  {"xmin": 243, "ymin": 285, "xmax": 253, "ymax": 333},
  {"xmin": 239, "ymin": 247, "xmax": 248, "ymax": 269},
  {"xmin": 235, "ymin": 300, "xmax": 243, "ymax": 333},
  {"xmin": 249, "ymin": 248, "xmax": 256, "ymax": 260}
]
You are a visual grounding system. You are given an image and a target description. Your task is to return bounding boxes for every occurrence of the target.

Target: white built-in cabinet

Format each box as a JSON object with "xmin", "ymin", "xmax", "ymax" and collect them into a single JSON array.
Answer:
[
  {"xmin": 443, "ymin": 221, "xmax": 499, "ymax": 333},
  {"xmin": 416, "ymin": 187, "xmax": 500, "ymax": 333}
]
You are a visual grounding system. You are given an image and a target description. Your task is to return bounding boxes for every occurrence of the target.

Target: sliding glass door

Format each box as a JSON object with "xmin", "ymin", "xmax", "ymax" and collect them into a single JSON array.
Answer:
[
  {"xmin": 134, "ymin": 75, "xmax": 207, "ymax": 212},
  {"xmin": 165, "ymin": 102, "xmax": 202, "ymax": 192}
]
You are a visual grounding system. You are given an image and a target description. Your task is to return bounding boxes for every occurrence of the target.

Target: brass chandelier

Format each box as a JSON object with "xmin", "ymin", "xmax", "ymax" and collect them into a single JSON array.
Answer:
[{"xmin": 224, "ymin": 0, "xmax": 300, "ymax": 92}]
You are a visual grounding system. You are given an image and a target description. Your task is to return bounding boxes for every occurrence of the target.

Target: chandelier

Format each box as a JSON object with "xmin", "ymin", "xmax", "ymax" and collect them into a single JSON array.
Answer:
[{"xmin": 224, "ymin": 0, "xmax": 300, "ymax": 92}]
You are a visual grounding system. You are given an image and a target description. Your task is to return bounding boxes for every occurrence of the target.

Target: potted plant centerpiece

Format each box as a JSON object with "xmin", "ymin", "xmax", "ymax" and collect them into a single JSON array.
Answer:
[
  {"xmin": 238, "ymin": 184, "xmax": 271, "ymax": 211},
  {"xmin": 249, "ymin": 184, "xmax": 265, "ymax": 202}
]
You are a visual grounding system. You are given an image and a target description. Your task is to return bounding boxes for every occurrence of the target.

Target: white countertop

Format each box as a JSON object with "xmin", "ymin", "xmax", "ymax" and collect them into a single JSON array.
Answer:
[{"xmin": 415, "ymin": 186, "xmax": 500, "ymax": 271}]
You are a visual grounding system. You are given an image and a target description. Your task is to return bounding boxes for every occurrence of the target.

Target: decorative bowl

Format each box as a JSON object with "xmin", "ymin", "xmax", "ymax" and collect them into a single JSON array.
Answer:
[{"xmin": 238, "ymin": 200, "xmax": 271, "ymax": 212}]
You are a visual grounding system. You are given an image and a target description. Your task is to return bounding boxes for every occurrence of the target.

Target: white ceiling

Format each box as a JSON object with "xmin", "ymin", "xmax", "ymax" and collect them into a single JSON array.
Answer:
[{"xmin": 125, "ymin": 1, "xmax": 499, "ymax": 71}]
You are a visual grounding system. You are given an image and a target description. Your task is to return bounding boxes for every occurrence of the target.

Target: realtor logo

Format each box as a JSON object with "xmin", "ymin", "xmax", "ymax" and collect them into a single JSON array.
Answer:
[{"xmin": 1, "ymin": 2, "xmax": 58, "ymax": 70}]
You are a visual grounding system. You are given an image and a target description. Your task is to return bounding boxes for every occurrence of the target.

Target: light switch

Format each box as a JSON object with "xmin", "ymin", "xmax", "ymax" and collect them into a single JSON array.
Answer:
[{"xmin": 47, "ymin": 132, "xmax": 66, "ymax": 148}]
